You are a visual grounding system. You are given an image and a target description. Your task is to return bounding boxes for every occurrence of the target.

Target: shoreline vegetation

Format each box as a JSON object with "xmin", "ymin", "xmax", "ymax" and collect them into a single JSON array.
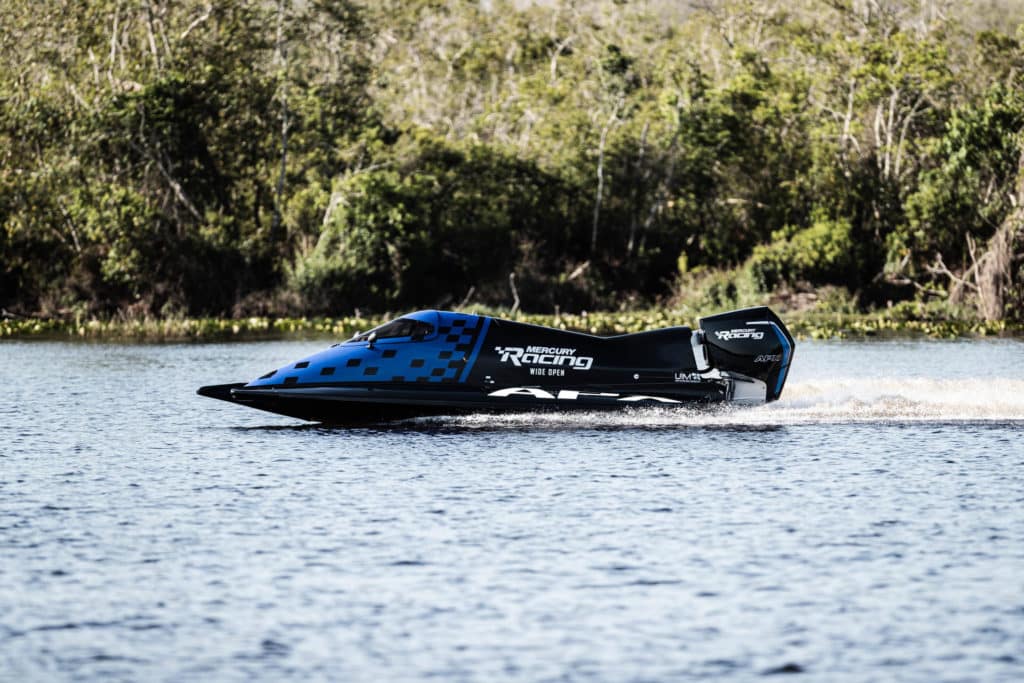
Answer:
[
  {"xmin": 3, "ymin": 307, "xmax": 1020, "ymax": 342},
  {"xmin": 3, "ymin": 1, "xmax": 1024, "ymax": 325}
]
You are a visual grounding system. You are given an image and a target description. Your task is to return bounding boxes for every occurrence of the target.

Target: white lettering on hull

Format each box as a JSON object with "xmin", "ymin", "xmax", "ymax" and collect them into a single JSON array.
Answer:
[
  {"xmin": 487, "ymin": 387, "xmax": 681, "ymax": 404},
  {"xmin": 494, "ymin": 346, "xmax": 594, "ymax": 370}
]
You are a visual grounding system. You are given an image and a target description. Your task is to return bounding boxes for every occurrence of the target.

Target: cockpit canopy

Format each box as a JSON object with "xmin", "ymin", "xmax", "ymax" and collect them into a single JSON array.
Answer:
[{"xmin": 349, "ymin": 316, "xmax": 436, "ymax": 342}]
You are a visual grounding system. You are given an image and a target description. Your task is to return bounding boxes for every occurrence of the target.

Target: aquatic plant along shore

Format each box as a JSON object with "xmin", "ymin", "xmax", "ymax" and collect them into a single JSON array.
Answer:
[{"xmin": 2, "ymin": 306, "xmax": 1021, "ymax": 342}]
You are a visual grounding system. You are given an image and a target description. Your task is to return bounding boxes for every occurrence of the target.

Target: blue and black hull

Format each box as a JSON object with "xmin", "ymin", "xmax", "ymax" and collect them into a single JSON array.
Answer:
[{"xmin": 198, "ymin": 307, "xmax": 794, "ymax": 424}]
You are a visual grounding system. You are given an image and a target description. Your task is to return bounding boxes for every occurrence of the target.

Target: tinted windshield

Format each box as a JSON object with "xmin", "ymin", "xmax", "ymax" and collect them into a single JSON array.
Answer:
[{"xmin": 350, "ymin": 318, "xmax": 434, "ymax": 342}]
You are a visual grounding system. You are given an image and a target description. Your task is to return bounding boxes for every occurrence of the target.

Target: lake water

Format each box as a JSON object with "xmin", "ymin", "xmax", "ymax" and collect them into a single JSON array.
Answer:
[{"xmin": 2, "ymin": 338, "xmax": 1023, "ymax": 682}]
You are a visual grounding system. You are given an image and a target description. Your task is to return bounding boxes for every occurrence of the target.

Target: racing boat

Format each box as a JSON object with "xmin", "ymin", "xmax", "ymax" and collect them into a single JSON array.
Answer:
[{"xmin": 198, "ymin": 306, "xmax": 794, "ymax": 423}]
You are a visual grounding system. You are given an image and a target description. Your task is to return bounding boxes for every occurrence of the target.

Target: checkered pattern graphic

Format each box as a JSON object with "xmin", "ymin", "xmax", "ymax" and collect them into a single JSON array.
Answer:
[{"xmin": 246, "ymin": 311, "xmax": 487, "ymax": 387}]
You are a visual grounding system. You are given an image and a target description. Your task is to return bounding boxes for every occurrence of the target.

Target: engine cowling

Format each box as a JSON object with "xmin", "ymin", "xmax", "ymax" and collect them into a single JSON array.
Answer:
[{"xmin": 698, "ymin": 306, "xmax": 795, "ymax": 402}]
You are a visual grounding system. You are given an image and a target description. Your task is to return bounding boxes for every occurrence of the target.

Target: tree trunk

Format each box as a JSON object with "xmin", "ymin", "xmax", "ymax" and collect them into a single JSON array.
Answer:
[
  {"xmin": 591, "ymin": 120, "xmax": 611, "ymax": 254},
  {"xmin": 975, "ymin": 148, "xmax": 1024, "ymax": 321},
  {"xmin": 272, "ymin": 0, "xmax": 290, "ymax": 246}
]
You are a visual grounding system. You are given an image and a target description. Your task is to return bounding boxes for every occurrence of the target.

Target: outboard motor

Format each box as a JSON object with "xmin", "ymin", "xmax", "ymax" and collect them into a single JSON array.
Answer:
[{"xmin": 696, "ymin": 306, "xmax": 795, "ymax": 402}]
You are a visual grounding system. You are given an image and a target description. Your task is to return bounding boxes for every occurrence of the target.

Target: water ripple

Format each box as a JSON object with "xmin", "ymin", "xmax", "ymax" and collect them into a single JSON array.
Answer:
[{"xmin": 0, "ymin": 339, "xmax": 1022, "ymax": 681}]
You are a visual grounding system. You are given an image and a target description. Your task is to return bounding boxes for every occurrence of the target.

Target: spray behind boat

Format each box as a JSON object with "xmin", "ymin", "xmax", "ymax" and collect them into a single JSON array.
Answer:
[{"xmin": 695, "ymin": 306, "xmax": 795, "ymax": 402}]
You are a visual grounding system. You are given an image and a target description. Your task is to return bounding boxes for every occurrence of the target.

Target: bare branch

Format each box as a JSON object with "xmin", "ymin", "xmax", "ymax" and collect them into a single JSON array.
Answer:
[
  {"xmin": 180, "ymin": 3, "xmax": 212, "ymax": 41},
  {"xmin": 508, "ymin": 272, "xmax": 520, "ymax": 315},
  {"xmin": 926, "ymin": 252, "xmax": 978, "ymax": 292}
]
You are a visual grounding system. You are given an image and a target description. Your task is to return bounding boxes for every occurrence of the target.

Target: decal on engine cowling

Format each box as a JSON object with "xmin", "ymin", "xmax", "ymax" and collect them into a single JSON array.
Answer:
[
  {"xmin": 754, "ymin": 354, "xmax": 781, "ymax": 363},
  {"xmin": 494, "ymin": 346, "xmax": 594, "ymax": 374},
  {"xmin": 714, "ymin": 328, "xmax": 764, "ymax": 341},
  {"xmin": 674, "ymin": 372, "xmax": 704, "ymax": 383},
  {"xmin": 487, "ymin": 387, "xmax": 680, "ymax": 403}
]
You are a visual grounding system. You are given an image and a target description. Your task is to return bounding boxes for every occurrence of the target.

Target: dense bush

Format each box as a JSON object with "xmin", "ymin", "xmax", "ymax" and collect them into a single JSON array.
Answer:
[
  {"xmin": 288, "ymin": 138, "xmax": 585, "ymax": 312},
  {"xmin": 1, "ymin": 1, "xmax": 1023, "ymax": 319},
  {"xmin": 749, "ymin": 214, "xmax": 857, "ymax": 290}
]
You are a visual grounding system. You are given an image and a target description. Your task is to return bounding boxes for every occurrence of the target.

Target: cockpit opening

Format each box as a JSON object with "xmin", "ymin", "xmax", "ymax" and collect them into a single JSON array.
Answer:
[{"xmin": 350, "ymin": 318, "xmax": 435, "ymax": 342}]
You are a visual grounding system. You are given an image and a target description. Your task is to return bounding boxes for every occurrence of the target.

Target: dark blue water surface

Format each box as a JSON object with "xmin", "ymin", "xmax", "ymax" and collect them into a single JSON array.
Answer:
[{"xmin": 1, "ymin": 339, "xmax": 1023, "ymax": 682}]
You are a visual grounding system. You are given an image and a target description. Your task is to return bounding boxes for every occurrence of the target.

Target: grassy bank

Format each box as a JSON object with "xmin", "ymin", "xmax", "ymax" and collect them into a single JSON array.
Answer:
[{"xmin": 2, "ymin": 308, "xmax": 1020, "ymax": 343}]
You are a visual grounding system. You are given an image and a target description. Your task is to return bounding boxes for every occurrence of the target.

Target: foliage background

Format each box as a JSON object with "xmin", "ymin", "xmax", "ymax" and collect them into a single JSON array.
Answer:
[{"xmin": 2, "ymin": 0, "xmax": 1023, "ymax": 320}]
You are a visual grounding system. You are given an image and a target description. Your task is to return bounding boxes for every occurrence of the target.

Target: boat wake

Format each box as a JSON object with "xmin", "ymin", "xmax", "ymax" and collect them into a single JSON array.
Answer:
[{"xmin": 419, "ymin": 377, "xmax": 1024, "ymax": 429}]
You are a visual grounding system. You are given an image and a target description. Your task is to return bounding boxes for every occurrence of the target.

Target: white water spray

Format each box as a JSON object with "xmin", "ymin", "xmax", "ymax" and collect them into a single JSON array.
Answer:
[{"xmin": 421, "ymin": 377, "xmax": 1024, "ymax": 429}]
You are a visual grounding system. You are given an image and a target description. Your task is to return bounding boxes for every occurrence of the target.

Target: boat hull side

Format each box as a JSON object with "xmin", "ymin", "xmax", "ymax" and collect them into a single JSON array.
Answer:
[{"xmin": 197, "ymin": 382, "xmax": 728, "ymax": 424}]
